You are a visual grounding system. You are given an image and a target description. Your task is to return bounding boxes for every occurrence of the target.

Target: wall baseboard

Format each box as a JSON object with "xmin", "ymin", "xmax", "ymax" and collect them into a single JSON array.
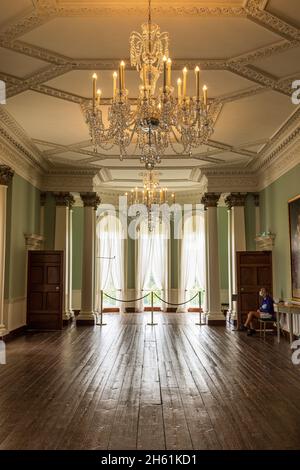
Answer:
[{"xmin": 2, "ymin": 325, "xmax": 27, "ymax": 342}]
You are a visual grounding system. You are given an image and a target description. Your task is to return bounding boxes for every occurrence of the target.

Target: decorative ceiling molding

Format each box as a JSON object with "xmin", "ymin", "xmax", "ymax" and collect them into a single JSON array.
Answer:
[
  {"xmin": 0, "ymin": 8, "xmax": 53, "ymax": 42},
  {"xmin": 228, "ymin": 39, "xmax": 298, "ymax": 66},
  {"xmin": 0, "ymin": 107, "xmax": 47, "ymax": 170},
  {"xmin": 250, "ymin": 108, "xmax": 300, "ymax": 171},
  {"xmin": 7, "ymin": 64, "xmax": 74, "ymax": 98},
  {"xmin": 0, "ymin": 39, "xmax": 70, "ymax": 65},
  {"xmin": 44, "ymin": 3, "xmax": 247, "ymax": 18},
  {"xmin": 245, "ymin": 0, "xmax": 300, "ymax": 42},
  {"xmin": 257, "ymin": 140, "xmax": 300, "ymax": 191}
]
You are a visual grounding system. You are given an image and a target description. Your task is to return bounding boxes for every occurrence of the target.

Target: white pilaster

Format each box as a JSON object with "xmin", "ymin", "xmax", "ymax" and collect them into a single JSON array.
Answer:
[
  {"xmin": 54, "ymin": 192, "xmax": 74, "ymax": 322},
  {"xmin": 204, "ymin": 208, "xmax": 209, "ymax": 314},
  {"xmin": 68, "ymin": 205, "xmax": 74, "ymax": 318},
  {"xmin": 225, "ymin": 193, "xmax": 247, "ymax": 324},
  {"xmin": 202, "ymin": 193, "xmax": 224, "ymax": 325},
  {"xmin": 0, "ymin": 166, "xmax": 14, "ymax": 337},
  {"xmin": 227, "ymin": 207, "xmax": 233, "ymax": 321},
  {"xmin": 77, "ymin": 192, "xmax": 100, "ymax": 325}
]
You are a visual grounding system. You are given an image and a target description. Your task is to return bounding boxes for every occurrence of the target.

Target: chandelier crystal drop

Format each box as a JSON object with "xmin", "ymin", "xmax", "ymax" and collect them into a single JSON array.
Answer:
[{"xmin": 83, "ymin": 0, "xmax": 214, "ymax": 169}]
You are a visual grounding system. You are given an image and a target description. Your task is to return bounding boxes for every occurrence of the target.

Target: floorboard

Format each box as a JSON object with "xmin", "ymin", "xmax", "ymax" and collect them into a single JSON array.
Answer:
[{"xmin": 0, "ymin": 312, "xmax": 300, "ymax": 450}]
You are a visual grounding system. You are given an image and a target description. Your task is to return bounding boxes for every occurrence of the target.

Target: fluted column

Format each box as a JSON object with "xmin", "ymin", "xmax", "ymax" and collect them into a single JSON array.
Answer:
[
  {"xmin": 201, "ymin": 193, "xmax": 224, "ymax": 325},
  {"xmin": 225, "ymin": 193, "xmax": 247, "ymax": 324},
  {"xmin": 77, "ymin": 192, "xmax": 100, "ymax": 325},
  {"xmin": 0, "ymin": 165, "xmax": 14, "ymax": 336},
  {"xmin": 54, "ymin": 192, "xmax": 74, "ymax": 322}
]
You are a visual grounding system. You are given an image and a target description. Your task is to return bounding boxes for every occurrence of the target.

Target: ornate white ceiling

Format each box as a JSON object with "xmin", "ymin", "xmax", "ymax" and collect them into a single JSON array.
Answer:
[{"xmin": 0, "ymin": 0, "xmax": 299, "ymax": 191}]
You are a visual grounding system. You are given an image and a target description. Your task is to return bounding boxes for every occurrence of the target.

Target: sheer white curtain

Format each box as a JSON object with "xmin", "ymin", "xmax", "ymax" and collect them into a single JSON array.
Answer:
[
  {"xmin": 179, "ymin": 211, "xmax": 205, "ymax": 312},
  {"xmin": 95, "ymin": 213, "xmax": 125, "ymax": 312},
  {"xmin": 136, "ymin": 219, "xmax": 168, "ymax": 311}
]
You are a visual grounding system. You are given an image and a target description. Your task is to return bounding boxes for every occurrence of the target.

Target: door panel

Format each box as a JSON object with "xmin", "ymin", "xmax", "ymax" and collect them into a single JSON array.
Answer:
[
  {"xmin": 237, "ymin": 251, "xmax": 273, "ymax": 327},
  {"xmin": 27, "ymin": 251, "xmax": 63, "ymax": 330}
]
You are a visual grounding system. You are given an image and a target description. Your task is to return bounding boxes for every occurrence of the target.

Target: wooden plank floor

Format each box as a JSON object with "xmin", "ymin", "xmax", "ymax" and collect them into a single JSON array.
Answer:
[{"xmin": 1, "ymin": 312, "xmax": 300, "ymax": 450}]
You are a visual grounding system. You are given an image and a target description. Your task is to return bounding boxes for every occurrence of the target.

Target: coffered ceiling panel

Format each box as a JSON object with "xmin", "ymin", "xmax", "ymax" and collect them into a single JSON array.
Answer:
[
  {"xmin": 0, "ymin": 47, "xmax": 48, "ymax": 78},
  {"xmin": 6, "ymin": 91, "xmax": 90, "ymax": 145},
  {"xmin": 267, "ymin": 0, "xmax": 300, "ymax": 28},
  {"xmin": 21, "ymin": 16, "xmax": 281, "ymax": 60},
  {"xmin": 252, "ymin": 45, "xmax": 300, "ymax": 78},
  {"xmin": 212, "ymin": 90, "xmax": 295, "ymax": 147},
  {"xmin": 0, "ymin": 0, "xmax": 32, "ymax": 28}
]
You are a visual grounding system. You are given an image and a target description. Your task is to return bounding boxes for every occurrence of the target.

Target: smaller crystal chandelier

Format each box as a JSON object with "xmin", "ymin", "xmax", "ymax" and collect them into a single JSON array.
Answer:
[
  {"xmin": 83, "ymin": 0, "xmax": 214, "ymax": 169},
  {"xmin": 125, "ymin": 170, "xmax": 175, "ymax": 231}
]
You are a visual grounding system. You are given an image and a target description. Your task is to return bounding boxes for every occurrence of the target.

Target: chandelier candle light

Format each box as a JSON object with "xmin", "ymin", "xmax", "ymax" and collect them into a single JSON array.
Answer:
[
  {"xmin": 124, "ymin": 170, "xmax": 176, "ymax": 231},
  {"xmin": 84, "ymin": 0, "xmax": 214, "ymax": 169}
]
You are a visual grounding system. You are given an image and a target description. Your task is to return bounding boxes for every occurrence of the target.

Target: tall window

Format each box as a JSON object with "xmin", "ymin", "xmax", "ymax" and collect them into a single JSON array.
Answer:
[
  {"xmin": 179, "ymin": 211, "xmax": 205, "ymax": 310},
  {"xmin": 95, "ymin": 213, "xmax": 125, "ymax": 311},
  {"xmin": 137, "ymin": 219, "xmax": 168, "ymax": 310}
]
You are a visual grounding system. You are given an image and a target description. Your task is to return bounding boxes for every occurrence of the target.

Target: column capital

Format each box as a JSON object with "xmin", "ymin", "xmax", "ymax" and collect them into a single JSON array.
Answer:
[
  {"xmin": 40, "ymin": 192, "xmax": 47, "ymax": 206},
  {"xmin": 0, "ymin": 165, "xmax": 14, "ymax": 186},
  {"xmin": 201, "ymin": 192, "xmax": 221, "ymax": 209},
  {"xmin": 80, "ymin": 192, "xmax": 101, "ymax": 210},
  {"xmin": 225, "ymin": 192, "xmax": 247, "ymax": 209},
  {"xmin": 253, "ymin": 193, "xmax": 260, "ymax": 207},
  {"xmin": 53, "ymin": 192, "xmax": 74, "ymax": 207}
]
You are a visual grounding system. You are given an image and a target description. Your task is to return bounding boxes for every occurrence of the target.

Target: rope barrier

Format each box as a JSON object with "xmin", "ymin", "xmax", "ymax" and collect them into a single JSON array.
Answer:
[
  {"xmin": 153, "ymin": 291, "xmax": 200, "ymax": 306},
  {"xmin": 103, "ymin": 292, "xmax": 150, "ymax": 303},
  {"xmin": 98, "ymin": 290, "xmax": 205, "ymax": 327}
]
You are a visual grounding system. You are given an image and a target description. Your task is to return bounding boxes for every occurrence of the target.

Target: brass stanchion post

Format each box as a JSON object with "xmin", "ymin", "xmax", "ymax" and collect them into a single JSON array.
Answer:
[
  {"xmin": 196, "ymin": 291, "xmax": 205, "ymax": 326},
  {"xmin": 147, "ymin": 291, "xmax": 157, "ymax": 326},
  {"xmin": 97, "ymin": 289, "xmax": 107, "ymax": 326}
]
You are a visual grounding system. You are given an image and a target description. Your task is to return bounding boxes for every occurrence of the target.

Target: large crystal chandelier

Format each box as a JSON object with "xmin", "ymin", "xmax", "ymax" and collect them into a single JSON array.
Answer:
[
  {"xmin": 83, "ymin": 0, "xmax": 214, "ymax": 169},
  {"xmin": 125, "ymin": 170, "xmax": 175, "ymax": 231}
]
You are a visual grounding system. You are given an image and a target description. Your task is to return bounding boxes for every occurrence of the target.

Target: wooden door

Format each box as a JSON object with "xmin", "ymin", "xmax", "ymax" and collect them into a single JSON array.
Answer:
[
  {"xmin": 27, "ymin": 251, "xmax": 64, "ymax": 330},
  {"xmin": 236, "ymin": 251, "xmax": 273, "ymax": 327}
]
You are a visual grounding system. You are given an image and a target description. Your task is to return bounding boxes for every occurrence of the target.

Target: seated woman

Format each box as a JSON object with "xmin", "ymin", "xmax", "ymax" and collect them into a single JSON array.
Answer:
[{"xmin": 242, "ymin": 287, "xmax": 275, "ymax": 336}]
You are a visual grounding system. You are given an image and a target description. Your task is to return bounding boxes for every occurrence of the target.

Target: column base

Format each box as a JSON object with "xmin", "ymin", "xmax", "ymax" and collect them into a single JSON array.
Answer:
[
  {"xmin": 63, "ymin": 311, "xmax": 72, "ymax": 323},
  {"xmin": 0, "ymin": 326, "xmax": 8, "ymax": 338},
  {"xmin": 207, "ymin": 313, "xmax": 226, "ymax": 326},
  {"xmin": 76, "ymin": 312, "xmax": 96, "ymax": 325}
]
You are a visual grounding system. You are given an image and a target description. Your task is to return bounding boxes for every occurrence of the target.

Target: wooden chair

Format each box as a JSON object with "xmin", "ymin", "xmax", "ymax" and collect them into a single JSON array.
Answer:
[{"xmin": 258, "ymin": 318, "xmax": 276, "ymax": 340}]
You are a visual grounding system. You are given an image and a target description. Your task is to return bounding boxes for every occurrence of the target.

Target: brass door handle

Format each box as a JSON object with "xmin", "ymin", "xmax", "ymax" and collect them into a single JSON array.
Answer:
[{"xmin": 56, "ymin": 286, "xmax": 60, "ymax": 291}]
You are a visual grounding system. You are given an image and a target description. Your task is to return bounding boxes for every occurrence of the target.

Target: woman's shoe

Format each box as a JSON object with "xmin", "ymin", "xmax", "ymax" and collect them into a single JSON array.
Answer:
[
  {"xmin": 239, "ymin": 325, "xmax": 247, "ymax": 331},
  {"xmin": 247, "ymin": 328, "xmax": 256, "ymax": 336}
]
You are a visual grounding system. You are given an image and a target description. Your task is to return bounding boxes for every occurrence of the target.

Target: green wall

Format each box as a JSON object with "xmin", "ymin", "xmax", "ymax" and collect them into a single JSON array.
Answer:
[
  {"xmin": 5, "ymin": 174, "xmax": 40, "ymax": 300},
  {"xmin": 217, "ymin": 206, "xmax": 228, "ymax": 291},
  {"xmin": 245, "ymin": 194, "xmax": 256, "ymax": 251},
  {"xmin": 44, "ymin": 192, "xmax": 55, "ymax": 250},
  {"xmin": 260, "ymin": 163, "xmax": 300, "ymax": 299},
  {"xmin": 72, "ymin": 207, "xmax": 84, "ymax": 290}
]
